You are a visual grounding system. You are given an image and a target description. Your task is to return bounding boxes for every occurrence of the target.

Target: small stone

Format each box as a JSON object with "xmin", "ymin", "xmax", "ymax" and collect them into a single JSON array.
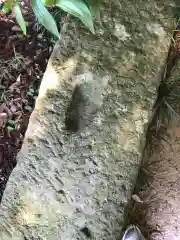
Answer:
[
  {"xmin": 132, "ymin": 194, "xmax": 143, "ymax": 203},
  {"xmin": 11, "ymin": 26, "xmax": 21, "ymax": 32},
  {"xmin": 37, "ymin": 34, "xmax": 43, "ymax": 40}
]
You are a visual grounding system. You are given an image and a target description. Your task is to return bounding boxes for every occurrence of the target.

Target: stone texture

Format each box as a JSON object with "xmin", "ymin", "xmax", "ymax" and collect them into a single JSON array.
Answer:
[{"xmin": 0, "ymin": 0, "xmax": 176, "ymax": 239}]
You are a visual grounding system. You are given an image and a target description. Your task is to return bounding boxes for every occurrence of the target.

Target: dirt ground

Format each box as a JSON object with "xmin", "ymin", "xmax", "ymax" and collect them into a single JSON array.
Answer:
[
  {"xmin": 0, "ymin": 3, "xmax": 59, "ymax": 199},
  {"xmin": 131, "ymin": 26, "xmax": 180, "ymax": 239},
  {"xmin": 133, "ymin": 120, "xmax": 180, "ymax": 239}
]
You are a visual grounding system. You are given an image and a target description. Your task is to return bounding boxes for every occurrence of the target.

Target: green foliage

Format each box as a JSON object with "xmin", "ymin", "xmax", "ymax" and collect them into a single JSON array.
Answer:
[
  {"xmin": 2, "ymin": 3, "xmax": 10, "ymax": 13},
  {"xmin": 7, "ymin": 119, "xmax": 15, "ymax": 126},
  {"xmin": 6, "ymin": 119, "xmax": 15, "ymax": 132},
  {"xmin": 85, "ymin": 0, "xmax": 100, "ymax": 19},
  {"xmin": 2, "ymin": 0, "xmax": 13, "ymax": 13},
  {"xmin": 55, "ymin": 0, "xmax": 95, "ymax": 34},
  {"xmin": 27, "ymin": 87, "xmax": 35, "ymax": 97},
  {"xmin": 24, "ymin": 105, "xmax": 33, "ymax": 111},
  {"xmin": 13, "ymin": 3, "xmax": 27, "ymax": 35},
  {"xmin": 1, "ymin": 0, "xmax": 99, "ymax": 37},
  {"xmin": 41, "ymin": 0, "xmax": 55, "ymax": 7},
  {"xmin": 7, "ymin": 126, "xmax": 15, "ymax": 132},
  {"xmin": 32, "ymin": 0, "xmax": 60, "ymax": 37}
]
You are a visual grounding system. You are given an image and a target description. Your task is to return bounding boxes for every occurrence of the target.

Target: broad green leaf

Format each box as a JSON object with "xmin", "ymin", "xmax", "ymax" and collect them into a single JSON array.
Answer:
[
  {"xmin": 2, "ymin": 4, "xmax": 10, "ymax": 13},
  {"xmin": 41, "ymin": 0, "xmax": 56, "ymax": 7},
  {"xmin": 85, "ymin": 0, "xmax": 100, "ymax": 20},
  {"xmin": 32, "ymin": 0, "xmax": 59, "ymax": 38},
  {"xmin": 2, "ymin": 0, "xmax": 13, "ymax": 13},
  {"xmin": 27, "ymin": 91, "xmax": 34, "ymax": 97},
  {"xmin": 13, "ymin": 4, "xmax": 27, "ymax": 35},
  {"xmin": 7, "ymin": 119, "xmax": 15, "ymax": 127},
  {"xmin": 29, "ymin": 88, "xmax": 35, "ymax": 93},
  {"xmin": 7, "ymin": 119, "xmax": 15, "ymax": 132},
  {"xmin": 24, "ymin": 105, "xmax": 33, "ymax": 111},
  {"xmin": 55, "ymin": 0, "xmax": 95, "ymax": 33},
  {"xmin": 7, "ymin": 126, "xmax": 15, "ymax": 132}
]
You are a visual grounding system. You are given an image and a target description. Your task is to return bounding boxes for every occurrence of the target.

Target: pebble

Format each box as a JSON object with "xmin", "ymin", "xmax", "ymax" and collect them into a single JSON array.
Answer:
[{"xmin": 11, "ymin": 25, "xmax": 21, "ymax": 32}]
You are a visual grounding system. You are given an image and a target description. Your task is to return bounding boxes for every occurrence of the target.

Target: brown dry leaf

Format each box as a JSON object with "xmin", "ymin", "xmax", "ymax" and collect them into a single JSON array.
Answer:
[
  {"xmin": 0, "ymin": 112, "xmax": 8, "ymax": 127},
  {"xmin": 21, "ymin": 98, "xmax": 28, "ymax": 105},
  {"xmin": 9, "ymin": 82, "xmax": 21, "ymax": 91},
  {"xmin": 15, "ymin": 122, "xmax": 21, "ymax": 130},
  {"xmin": 14, "ymin": 112, "xmax": 22, "ymax": 124},
  {"xmin": 13, "ymin": 98, "xmax": 22, "ymax": 103},
  {"xmin": 132, "ymin": 194, "xmax": 143, "ymax": 203},
  {"xmin": 0, "ymin": 104, "xmax": 12, "ymax": 118},
  {"xmin": 16, "ymin": 102, "xmax": 22, "ymax": 110},
  {"xmin": 27, "ymin": 66, "xmax": 33, "ymax": 76},
  {"xmin": 24, "ymin": 58, "xmax": 33, "ymax": 66},
  {"xmin": 10, "ymin": 104, "xmax": 17, "ymax": 113}
]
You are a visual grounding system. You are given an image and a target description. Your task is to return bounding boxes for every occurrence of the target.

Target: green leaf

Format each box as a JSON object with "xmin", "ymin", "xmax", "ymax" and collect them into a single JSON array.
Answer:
[
  {"xmin": 41, "ymin": 0, "xmax": 55, "ymax": 7},
  {"xmin": 7, "ymin": 119, "xmax": 15, "ymax": 127},
  {"xmin": 27, "ymin": 91, "xmax": 34, "ymax": 97},
  {"xmin": 55, "ymin": 0, "xmax": 95, "ymax": 34},
  {"xmin": 13, "ymin": 4, "xmax": 27, "ymax": 35},
  {"xmin": 27, "ymin": 88, "xmax": 35, "ymax": 96},
  {"xmin": 29, "ymin": 88, "xmax": 35, "ymax": 93},
  {"xmin": 2, "ymin": 4, "xmax": 10, "ymax": 13},
  {"xmin": 85, "ymin": 0, "xmax": 100, "ymax": 20},
  {"xmin": 24, "ymin": 105, "xmax": 33, "ymax": 111},
  {"xmin": 2, "ymin": 0, "xmax": 13, "ymax": 13},
  {"xmin": 7, "ymin": 119, "xmax": 15, "ymax": 132},
  {"xmin": 32, "ymin": 0, "xmax": 59, "ymax": 38},
  {"xmin": 7, "ymin": 126, "xmax": 15, "ymax": 132}
]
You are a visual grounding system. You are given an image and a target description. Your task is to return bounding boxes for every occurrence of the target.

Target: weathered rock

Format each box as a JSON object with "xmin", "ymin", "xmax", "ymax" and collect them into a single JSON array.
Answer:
[{"xmin": 0, "ymin": 0, "xmax": 176, "ymax": 239}]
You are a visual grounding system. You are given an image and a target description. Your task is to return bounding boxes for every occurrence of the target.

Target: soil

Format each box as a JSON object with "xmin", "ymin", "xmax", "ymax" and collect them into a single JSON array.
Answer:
[
  {"xmin": 0, "ymin": 3, "xmax": 59, "ymax": 199},
  {"xmin": 130, "ymin": 23, "xmax": 180, "ymax": 239}
]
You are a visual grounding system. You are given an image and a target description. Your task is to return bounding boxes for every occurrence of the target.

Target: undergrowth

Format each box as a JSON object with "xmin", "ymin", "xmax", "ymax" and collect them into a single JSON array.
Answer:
[{"xmin": 0, "ymin": 53, "xmax": 24, "ymax": 86}]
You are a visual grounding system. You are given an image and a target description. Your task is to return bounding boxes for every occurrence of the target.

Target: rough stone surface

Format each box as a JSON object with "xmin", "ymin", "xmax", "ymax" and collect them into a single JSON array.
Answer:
[{"xmin": 0, "ymin": 1, "xmax": 176, "ymax": 239}]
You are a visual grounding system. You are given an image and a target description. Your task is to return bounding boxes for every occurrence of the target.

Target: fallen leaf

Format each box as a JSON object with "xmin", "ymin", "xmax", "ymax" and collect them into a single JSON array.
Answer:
[
  {"xmin": 13, "ymin": 98, "xmax": 22, "ymax": 103},
  {"xmin": 0, "ymin": 112, "xmax": 8, "ymax": 127},
  {"xmin": 7, "ymin": 119, "xmax": 15, "ymax": 127},
  {"xmin": 9, "ymin": 81, "xmax": 21, "ymax": 91},
  {"xmin": 24, "ymin": 105, "xmax": 32, "ymax": 111},
  {"xmin": 10, "ymin": 104, "xmax": 17, "ymax": 113},
  {"xmin": 16, "ymin": 74, "xmax": 21, "ymax": 82},
  {"xmin": 0, "ymin": 104, "xmax": 13, "ymax": 118},
  {"xmin": 132, "ymin": 194, "xmax": 143, "ymax": 203},
  {"xmin": 7, "ymin": 126, "xmax": 15, "ymax": 132}
]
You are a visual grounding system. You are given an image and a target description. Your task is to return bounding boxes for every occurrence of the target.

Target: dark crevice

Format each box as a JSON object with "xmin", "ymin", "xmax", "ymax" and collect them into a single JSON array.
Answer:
[{"xmin": 129, "ymin": 16, "xmax": 180, "ymax": 238}]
